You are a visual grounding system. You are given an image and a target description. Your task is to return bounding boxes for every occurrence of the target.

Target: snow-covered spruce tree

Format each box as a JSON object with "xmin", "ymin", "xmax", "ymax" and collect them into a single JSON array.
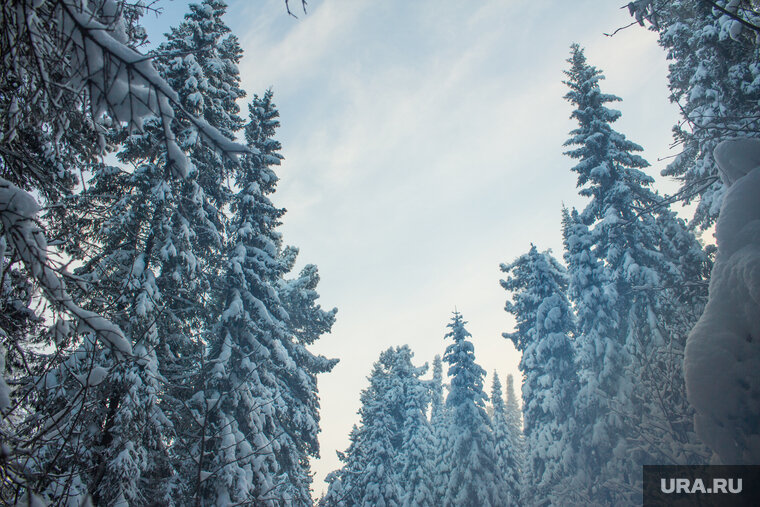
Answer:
[
  {"xmin": 21, "ymin": 0, "xmax": 255, "ymax": 503},
  {"xmin": 430, "ymin": 354, "xmax": 444, "ymax": 424},
  {"xmin": 115, "ymin": 2, "xmax": 253, "ymax": 502},
  {"xmin": 561, "ymin": 207, "xmax": 627, "ymax": 506},
  {"xmin": 190, "ymin": 88, "xmax": 281, "ymax": 504},
  {"xmin": 501, "ymin": 245, "xmax": 577, "ymax": 506},
  {"xmin": 195, "ymin": 90, "xmax": 337, "ymax": 505},
  {"xmin": 627, "ymin": 0, "xmax": 760, "ymax": 229},
  {"xmin": 503, "ymin": 374, "xmax": 525, "ymax": 484},
  {"xmin": 322, "ymin": 346, "xmax": 429, "ymax": 507},
  {"xmin": 398, "ymin": 355, "xmax": 436, "ymax": 507},
  {"xmin": 428, "ymin": 353, "xmax": 449, "ymax": 504},
  {"xmin": 438, "ymin": 311, "xmax": 506, "ymax": 507},
  {"xmin": 562, "ymin": 45, "xmax": 709, "ymax": 504},
  {"xmin": 490, "ymin": 373, "xmax": 522, "ymax": 506},
  {"xmin": 275, "ymin": 251, "xmax": 339, "ymax": 502},
  {"xmin": 2, "ymin": 1, "xmax": 246, "ymax": 504}
]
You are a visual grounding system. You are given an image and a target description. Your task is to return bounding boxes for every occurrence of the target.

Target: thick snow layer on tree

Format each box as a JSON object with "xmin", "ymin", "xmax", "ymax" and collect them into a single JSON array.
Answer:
[
  {"xmin": 712, "ymin": 138, "xmax": 760, "ymax": 186},
  {"xmin": 686, "ymin": 138, "xmax": 760, "ymax": 464}
]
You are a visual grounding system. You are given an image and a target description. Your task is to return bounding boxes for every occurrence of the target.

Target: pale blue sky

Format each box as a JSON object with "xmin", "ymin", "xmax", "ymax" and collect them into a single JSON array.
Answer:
[{"xmin": 144, "ymin": 0, "xmax": 683, "ymax": 496}]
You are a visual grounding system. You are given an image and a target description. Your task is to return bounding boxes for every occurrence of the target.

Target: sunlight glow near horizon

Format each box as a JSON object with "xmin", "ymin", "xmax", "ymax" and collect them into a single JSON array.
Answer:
[{"xmin": 143, "ymin": 0, "xmax": 685, "ymax": 498}]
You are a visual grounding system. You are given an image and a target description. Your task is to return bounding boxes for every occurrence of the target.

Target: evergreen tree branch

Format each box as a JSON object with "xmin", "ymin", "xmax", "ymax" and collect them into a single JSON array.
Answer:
[{"xmin": 699, "ymin": 0, "xmax": 760, "ymax": 33}]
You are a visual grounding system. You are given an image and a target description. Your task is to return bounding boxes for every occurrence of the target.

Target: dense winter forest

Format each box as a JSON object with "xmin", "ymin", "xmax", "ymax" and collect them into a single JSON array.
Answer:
[{"xmin": 1, "ymin": 0, "xmax": 759, "ymax": 505}]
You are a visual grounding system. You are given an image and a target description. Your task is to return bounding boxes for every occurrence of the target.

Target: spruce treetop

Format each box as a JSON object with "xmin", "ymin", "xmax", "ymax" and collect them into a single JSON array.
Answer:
[
  {"xmin": 563, "ymin": 44, "xmax": 653, "ymax": 224},
  {"xmin": 504, "ymin": 374, "xmax": 521, "ymax": 432},
  {"xmin": 160, "ymin": 0, "xmax": 245, "ymax": 139},
  {"xmin": 491, "ymin": 372, "xmax": 506, "ymax": 414},
  {"xmin": 443, "ymin": 311, "xmax": 487, "ymax": 410}
]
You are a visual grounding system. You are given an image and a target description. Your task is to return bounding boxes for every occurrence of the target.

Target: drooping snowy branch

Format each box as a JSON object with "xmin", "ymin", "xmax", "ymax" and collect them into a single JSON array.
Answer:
[
  {"xmin": 0, "ymin": 177, "xmax": 131, "ymax": 355},
  {"xmin": 0, "ymin": 0, "xmax": 257, "ymax": 359},
  {"xmin": 29, "ymin": 0, "xmax": 247, "ymax": 173}
]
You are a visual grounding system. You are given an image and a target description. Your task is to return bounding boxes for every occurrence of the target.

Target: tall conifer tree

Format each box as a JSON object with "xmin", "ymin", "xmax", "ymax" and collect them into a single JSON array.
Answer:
[
  {"xmin": 490, "ymin": 373, "xmax": 522, "ymax": 506},
  {"xmin": 193, "ymin": 90, "xmax": 337, "ymax": 505},
  {"xmin": 562, "ymin": 45, "xmax": 710, "ymax": 504},
  {"xmin": 502, "ymin": 246, "xmax": 577, "ymax": 505},
  {"xmin": 439, "ymin": 312, "xmax": 506, "ymax": 507},
  {"xmin": 321, "ymin": 346, "xmax": 428, "ymax": 507},
  {"xmin": 504, "ymin": 374, "xmax": 525, "ymax": 487},
  {"xmin": 429, "ymin": 354, "xmax": 449, "ymax": 503}
]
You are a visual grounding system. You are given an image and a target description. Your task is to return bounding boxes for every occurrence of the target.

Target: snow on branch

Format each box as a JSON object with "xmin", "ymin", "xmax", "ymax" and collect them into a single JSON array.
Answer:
[
  {"xmin": 626, "ymin": 0, "xmax": 760, "ymax": 37},
  {"xmin": 0, "ymin": 0, "xmax": 261, "ymax": 354},
  {"xmin": 699, "ymin": 0, "xmax": 760, "ymax": 34},
  {"xmin": 0, "ymin": 177, "xmax": 131, "ymax": 355},
  {"xmin": 6, "ymin": 0, "xmax": 249, "ymax": 177}
]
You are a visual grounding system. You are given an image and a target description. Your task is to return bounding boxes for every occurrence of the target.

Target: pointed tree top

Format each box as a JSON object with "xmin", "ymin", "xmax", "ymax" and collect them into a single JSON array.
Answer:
[
  {"xmin": 445, "ymin": 310, "xmax": 471, "ymax": 343},
  {"xmin": 491, "ymin": 372, "xmax": 506, "ymax": 413}
]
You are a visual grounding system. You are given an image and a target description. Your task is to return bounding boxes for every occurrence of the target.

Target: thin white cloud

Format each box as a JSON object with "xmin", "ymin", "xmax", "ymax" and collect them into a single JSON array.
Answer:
[
  {"xmin": 214, "ymin": 0, "xmax": 686, "ymax": 498},
  {"xmin": 235, "ymin": 0, "xmax": 372, "ymax": 90}
]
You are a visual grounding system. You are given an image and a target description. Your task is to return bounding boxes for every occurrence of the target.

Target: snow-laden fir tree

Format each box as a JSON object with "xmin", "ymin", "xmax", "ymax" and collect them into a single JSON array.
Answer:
[
  {"xmin": 438, "ymin": 311, "xmax": 507, "ymax": 507},
  {"xmin": 398, "ymin": 355, "xmax": 436, "ymax": 507},
  {"xmin": 562, "ymin": 45, "xmax": 709, "ymax": 504},
  {"xmin": 428, "ymin": 354, "xmax": 450, "ymax": 503},
  {"xmin": 275, "ymin": 251, "xmax": 339, "ymax": 502},
  {"xmin": 628, "ymin": 0, "xmax": 760, "ymax": 229},
  {"xmin": 504, "ymin": 374, "xmax": 525, "ymax": 484},
  {"xmin": 501, "ymin": 245, "xmax": 577, "ymax": 506},
  {"xmin": 504, "ymin": 374, "xmax": 521, "ymax": 430},
  {"xmin": 561, "ymin": 207, "xmax": 626, "ymax": 506},
  {"xmin": 119, "ymin": 2, "xmax": 250, "ymax": 502},
  {"xmin": 321, "ymin": 346, "xmax": 429, "ymax": 507},
  {"xmin": 194, "ymin": 90, "xmax": 337, "ymax": 505},
  {"xmin": 490, "ymin": 373, "xmax": 522, "ymax": 506},
  {"xmin": 430, "ymin": 354, "xmax": 445, "ymax": 425},
  {"xmin": 564, "ymin": 45, "xmax": 653, "ymax": 495},
  {"xmin": 23, "ymin": 1, "xmax": 251, "ymax": 503}
]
